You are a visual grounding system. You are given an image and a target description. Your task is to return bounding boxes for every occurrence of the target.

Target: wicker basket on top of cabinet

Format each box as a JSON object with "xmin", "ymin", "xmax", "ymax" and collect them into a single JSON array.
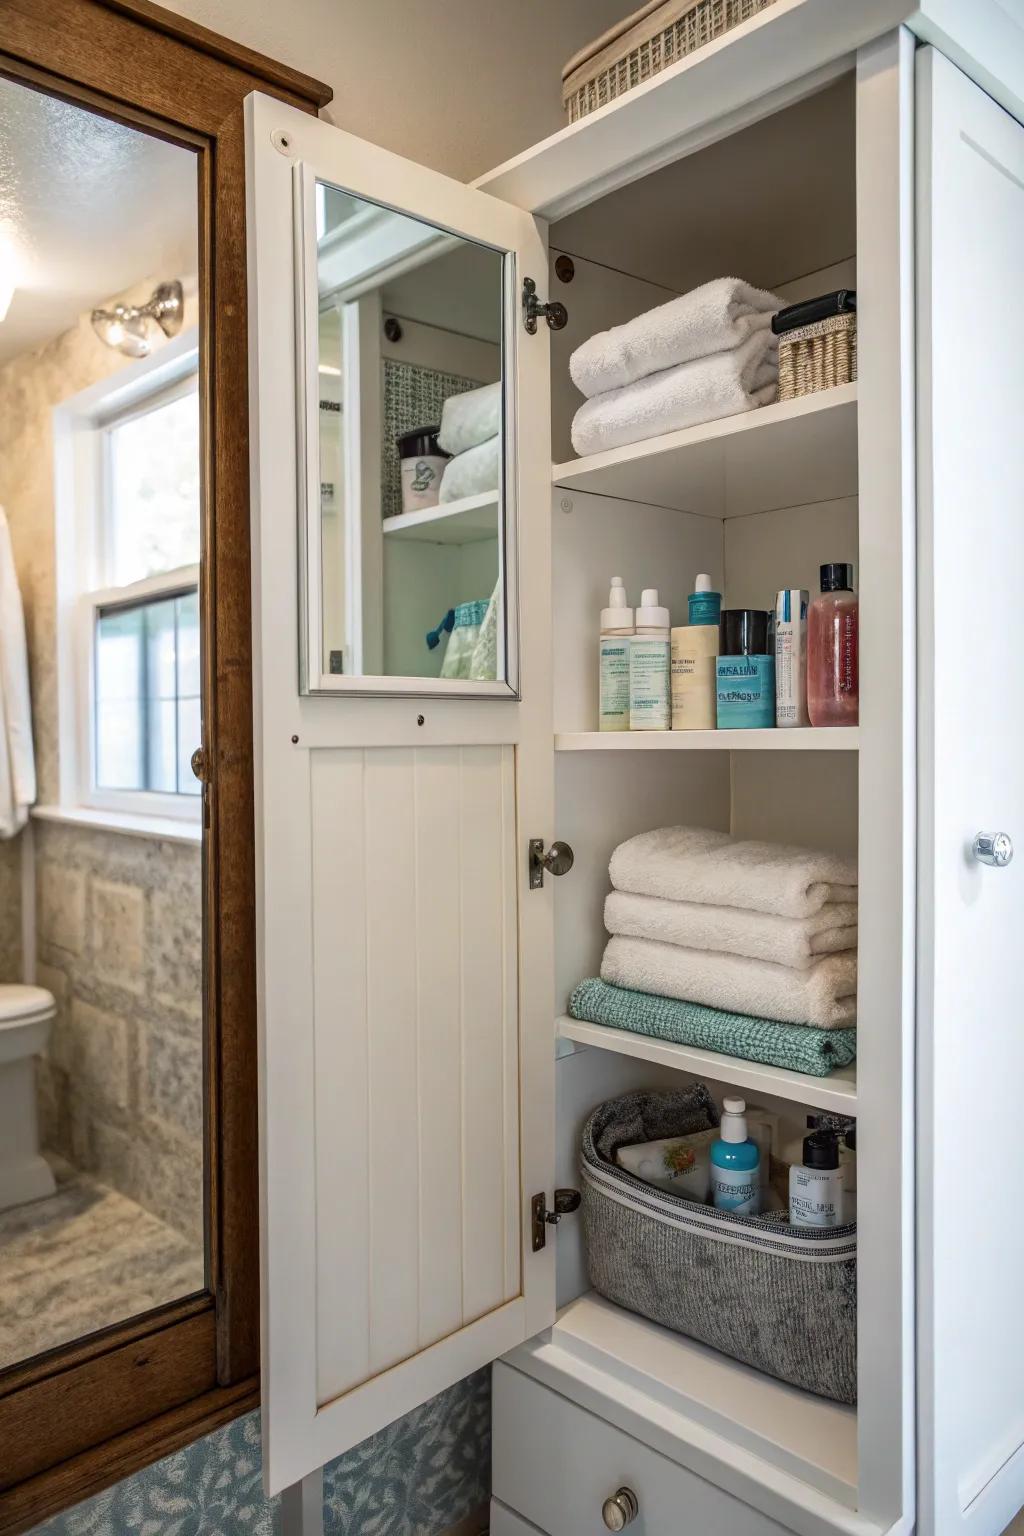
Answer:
[{"xmin": 561, "ymin": 0, "xmax": 779, "ymax": 123}]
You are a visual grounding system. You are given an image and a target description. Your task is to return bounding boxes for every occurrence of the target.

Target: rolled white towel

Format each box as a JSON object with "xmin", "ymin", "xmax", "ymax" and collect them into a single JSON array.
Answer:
[
  {"xmin": 570, "ymin": 277, "xmax": 781, "ymax": 400},
  {"xmin": 609, "ymin": 826, "xmax": 857, "ymax": 920},
  {"xmin": 438, "ymin": 382, "xmax": 501, "ymax": 457},
  {"xmin": 604, "ymin": 890, "xmax": 858, "ymax": 971},
  {"xmin": 571, "ymin": 329, "xmax": 778, "ymax": 458},
  {"xmin": 438, "ymin": 435, "xmax": 500, "ymax": 502},
  {"xmin": 602, "ymin": 935, "xmax": 857, "ymax": 1030}
]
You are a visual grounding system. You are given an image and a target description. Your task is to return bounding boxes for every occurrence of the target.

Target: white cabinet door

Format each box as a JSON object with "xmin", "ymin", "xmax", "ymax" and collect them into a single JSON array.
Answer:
[
  {"xmin": 245, "ymin": 92, "xmax": 557, "ymax": 1494},
  {"xmin": 917, "ymin": 46, "xmax": 1024, "ymax": 1536}
]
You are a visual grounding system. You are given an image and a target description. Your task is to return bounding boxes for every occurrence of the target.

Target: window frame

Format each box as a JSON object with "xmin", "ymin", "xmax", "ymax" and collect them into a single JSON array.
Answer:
[{"xmin": 55, "ymin": 329, "xmax": 202, "ymax": 827}]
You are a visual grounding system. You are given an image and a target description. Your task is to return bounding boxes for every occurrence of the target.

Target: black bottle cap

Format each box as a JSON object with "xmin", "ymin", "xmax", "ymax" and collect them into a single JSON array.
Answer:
[
  {"xmin": 719, "ymin": 609, "xmax": 770, "ymax": 657},
  {"xmin": 803, "ymin": 1130, "xmax": 840, "ymax": 1170},
  {"xmin": 820, "ymin": 563, "xmax": 854, "ymax": 593},
  {"xmin": 396, "ymin": 426, "xmax": 447, "ymax": 459},
  {"xmin": 844, "ymin": 1124, "xmax": 856, "ymax": 1151}
]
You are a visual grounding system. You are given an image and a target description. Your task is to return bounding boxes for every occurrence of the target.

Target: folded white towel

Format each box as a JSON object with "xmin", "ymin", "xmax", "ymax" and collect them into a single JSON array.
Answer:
[
  {"xmin": 609, "ymin": 826, "xmax": 857, "ymax": 920},
  {"xmin": 602, "ymin": 935, "xmax": 857, "ymax": 1029},
  {"xmin": 604, "ymin": 890, "xmax": 858, "ymax": 971},
  {"xmin": 570, "ymin": 277, "xmax": 781, "ymax": 400},
  {"xmin": 438, "ymin": 382, "xmax": 501, "ymax": 457},
  {"xmin": 438, "ymin": 435, "xmax": 500, "ymax": 502},
  {"xmin": 571, "ymin": 330, "xmax": 778, "ymax": 457}
]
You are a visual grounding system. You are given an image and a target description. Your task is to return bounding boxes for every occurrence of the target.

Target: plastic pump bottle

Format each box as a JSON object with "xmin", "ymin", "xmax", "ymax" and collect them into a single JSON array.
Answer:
[
  {"xmin": 710, "ymin": 1097, "xmax": 762, "ymax": 1214},
  {"xmin": 599, "ymin": 577, "xmax": 634, "ymax": 732},
  {"xmin": 807, "ymin": 563, "xmax": 859, "ymax": 726},
  {"xmin": 629, "ymin": 589, "xmax": 670, "ymax": 731}
]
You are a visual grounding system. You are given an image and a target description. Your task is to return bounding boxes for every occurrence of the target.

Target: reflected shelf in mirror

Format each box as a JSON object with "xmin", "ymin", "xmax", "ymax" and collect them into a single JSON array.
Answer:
[{"xmin": 381, "ymin": 489, "xmax": 499, "ymax": 545}]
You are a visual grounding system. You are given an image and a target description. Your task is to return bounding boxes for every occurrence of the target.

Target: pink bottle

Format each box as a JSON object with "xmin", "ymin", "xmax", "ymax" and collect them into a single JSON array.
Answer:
[{"xmin": 807, "ymin": 563, "xmax": 859, "ymax": 726}]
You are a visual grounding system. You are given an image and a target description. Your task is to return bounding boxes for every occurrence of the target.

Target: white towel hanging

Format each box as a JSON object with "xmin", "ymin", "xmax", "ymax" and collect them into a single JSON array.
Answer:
[{"xmin": 0, "ymin": 510, "xmax": 36, "ymax": 838}]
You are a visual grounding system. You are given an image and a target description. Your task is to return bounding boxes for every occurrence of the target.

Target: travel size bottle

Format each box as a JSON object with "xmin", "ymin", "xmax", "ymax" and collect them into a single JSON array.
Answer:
[
  {"xmin": 710, "ymin": 1097, "xmax": 761, "ymax": 1214},
  {"xmin": 599, "ymin": 577, "xmax": 633, "ymax": 731},
  {"xmin": 808, "ymin": 563, "xmax": 859, "ymax": 726},
  {"xmin": 789, "ymin": 1130, "xmax": 845, "ymax": 1228}
]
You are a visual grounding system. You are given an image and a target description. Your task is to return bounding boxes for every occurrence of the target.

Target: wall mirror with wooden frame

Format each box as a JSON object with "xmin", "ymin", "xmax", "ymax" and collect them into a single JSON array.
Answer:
[{"xmin": 0, "ymin": 5, "xmax": 329, "ymax": 1531}]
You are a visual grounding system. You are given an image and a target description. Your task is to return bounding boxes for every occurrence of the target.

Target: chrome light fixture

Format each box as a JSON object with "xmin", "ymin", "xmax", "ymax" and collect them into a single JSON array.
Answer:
[{"xmin": 91, "ymin": 279, "xmax": 184, "ymax": 358}]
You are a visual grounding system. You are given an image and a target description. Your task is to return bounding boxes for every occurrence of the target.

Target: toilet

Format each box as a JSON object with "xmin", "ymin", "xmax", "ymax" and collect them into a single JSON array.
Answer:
[{"xmin": 0, "ymin": 984, "xmax": 57, "ymax": 1213}]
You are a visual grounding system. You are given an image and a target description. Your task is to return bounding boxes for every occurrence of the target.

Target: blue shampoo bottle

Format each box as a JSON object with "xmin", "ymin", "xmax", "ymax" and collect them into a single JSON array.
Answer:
[{"xmin": 710, "ymin": 1097, "xmax": 762, "ymax": 1214}]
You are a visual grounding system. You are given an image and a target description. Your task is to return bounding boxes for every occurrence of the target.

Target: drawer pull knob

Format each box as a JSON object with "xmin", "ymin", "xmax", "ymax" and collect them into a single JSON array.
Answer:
[{"xmin": 602, "ymin": 1487, "xmax": 639, "ymax": 1530}]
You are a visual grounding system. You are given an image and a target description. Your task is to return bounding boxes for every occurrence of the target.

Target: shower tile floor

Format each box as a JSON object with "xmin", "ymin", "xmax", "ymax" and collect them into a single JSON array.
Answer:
[{"xmin": 0, "ymin": 1159, "xmax": 204, "ymax": 1370}]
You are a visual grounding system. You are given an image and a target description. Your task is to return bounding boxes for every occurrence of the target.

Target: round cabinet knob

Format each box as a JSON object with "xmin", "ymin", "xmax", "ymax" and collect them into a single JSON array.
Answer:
[
  {"xmin": 601, "ymin": 1487, "xmax": 639, "ymax": 1531},
  {"xmin": 973, "ymin": 832, "xmax": 1014, "ymax": 868},
  {"xmin": 543, "ymin": 840, "xmax": 575, "ymax": 877}
]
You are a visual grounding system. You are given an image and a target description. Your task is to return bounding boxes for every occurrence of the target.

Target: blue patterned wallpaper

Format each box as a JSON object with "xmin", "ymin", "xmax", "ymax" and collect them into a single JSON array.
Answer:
[{"xmin": 30, "ymin": 1369, "xmax": 490, "ymax": 1536}]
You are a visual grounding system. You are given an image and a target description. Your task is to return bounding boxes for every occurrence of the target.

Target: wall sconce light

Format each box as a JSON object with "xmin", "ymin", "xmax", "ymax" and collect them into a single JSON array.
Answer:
[{"xmin": 91, "ymin": 280, "xmax": 184, "ymax": 358}]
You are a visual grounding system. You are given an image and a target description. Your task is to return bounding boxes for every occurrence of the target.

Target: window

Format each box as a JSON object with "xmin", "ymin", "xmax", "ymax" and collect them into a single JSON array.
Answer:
[{"xmin": 54, "ymin": 334, "xmax": 203, "ymax": 826}]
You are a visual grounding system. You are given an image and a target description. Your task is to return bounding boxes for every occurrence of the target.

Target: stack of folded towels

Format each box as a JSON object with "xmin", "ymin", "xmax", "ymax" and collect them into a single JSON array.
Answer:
[
  {"xmin": 570, "ymin": 826, "xmax": 859, "ymax": 1078},
  {"xmin": 438, "ymin": 381, "xmax": 501, "ymax": 503},
  {"xmin": 569, "ymin": 277, "xmax": 782, "ymax": 457}
]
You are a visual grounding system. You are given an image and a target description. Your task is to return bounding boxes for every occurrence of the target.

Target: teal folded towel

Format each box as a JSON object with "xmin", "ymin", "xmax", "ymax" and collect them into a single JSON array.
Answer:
[{"xmin": 569, "ymin": 978, "xmax": 857, "ymax": 1078}]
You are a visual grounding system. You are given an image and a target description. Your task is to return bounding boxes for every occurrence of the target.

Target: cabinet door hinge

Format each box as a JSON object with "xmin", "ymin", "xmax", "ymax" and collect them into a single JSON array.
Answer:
[
  {"xmin": 531, "ymin": 1188, "xmax": 581, "ymax": 1252},
  {"xmin": 522, "ymin": 276, "xmax": 568, "ymax": 335}
]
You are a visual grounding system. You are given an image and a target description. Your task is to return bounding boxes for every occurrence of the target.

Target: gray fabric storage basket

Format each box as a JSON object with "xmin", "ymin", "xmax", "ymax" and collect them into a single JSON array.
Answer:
[{"xmin": 581, "ymin": 1087, "xmax": 857, "ymax": 1404}]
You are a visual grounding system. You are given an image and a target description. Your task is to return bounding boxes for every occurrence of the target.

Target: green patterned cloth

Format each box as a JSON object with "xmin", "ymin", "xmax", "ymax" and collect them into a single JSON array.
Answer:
[{"xmin": 569, "ymin": 977, "xmax": 856, "ymax": 1077}]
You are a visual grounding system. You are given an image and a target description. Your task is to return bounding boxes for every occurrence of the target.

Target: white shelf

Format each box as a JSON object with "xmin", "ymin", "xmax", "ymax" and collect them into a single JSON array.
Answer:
[
  {"xmin": 509, "ymin": 1293, "xmax": 858, "ymax": 1511},
  {"xmin": 553, "ymin": 384, "xmax": 858, "ymax": 519},
  {"xmin": 473, "ymin": 0, "xmax": 904, "ymax": 221},
  {"xmin": 381, "ymin": 490, "xmax": 498, "ymax": 544},
  {"xmin": 556, "ymin": 727, "xmax": 858, "ymax": 752},
  {"xmin": 558, "ymin": 1016, "xmax": 856, "ymax": 1115}
]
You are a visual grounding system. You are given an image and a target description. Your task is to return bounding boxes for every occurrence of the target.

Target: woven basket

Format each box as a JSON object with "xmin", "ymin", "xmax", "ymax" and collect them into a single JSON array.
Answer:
[
  {"xmin": 777, "ymin": 312, "xmax": 858, "ymax": 401},
  {"xmin": 562, "ymin": 0, "xmax": 779, "ymax": 122}
]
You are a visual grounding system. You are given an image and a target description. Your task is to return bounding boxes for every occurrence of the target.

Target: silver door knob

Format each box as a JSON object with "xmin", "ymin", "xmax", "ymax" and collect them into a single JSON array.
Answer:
[
  {"xmin": 973, "ymin": 832, "xmax": 1013, "ymax": 868},
  {"xmin": 528, "ymin": 838, "xmax": 575, "ymax": 889},
  {"xmin": 602, "ymin": 1486, "xmax": 639, "ymax": 1530}
]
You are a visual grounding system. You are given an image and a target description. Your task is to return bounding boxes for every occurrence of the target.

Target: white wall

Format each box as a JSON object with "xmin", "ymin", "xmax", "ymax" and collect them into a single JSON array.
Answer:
[{"xmin": 161, "ymin": 0, "xmax": 635, "ymax": 179}]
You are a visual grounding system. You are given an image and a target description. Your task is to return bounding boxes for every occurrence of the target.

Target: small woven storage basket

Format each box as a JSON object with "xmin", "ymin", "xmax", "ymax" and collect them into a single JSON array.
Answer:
[
  {"xmin": 777, "ymin": 312, "xmax": 858, "ymax": 401},
  {"xmin": 562, "ymin": 0, "xmax": 779, "ymax": 122}
]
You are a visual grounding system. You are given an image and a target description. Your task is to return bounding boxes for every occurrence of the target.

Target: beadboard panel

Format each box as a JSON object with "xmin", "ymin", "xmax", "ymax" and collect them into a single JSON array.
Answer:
[{"xmin": 310, "ymin": 745, "xmax": 520, "ymax": 1407}]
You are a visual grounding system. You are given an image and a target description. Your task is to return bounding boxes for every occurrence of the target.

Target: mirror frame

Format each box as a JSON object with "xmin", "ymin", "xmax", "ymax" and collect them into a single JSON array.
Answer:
[
  {"xmin": 0, "ymin": 4, "xmax": 330, "ymax": 1530},
  {"xmin": 294, "ymin": 164, "xmax": 522, "ymax": 699}
]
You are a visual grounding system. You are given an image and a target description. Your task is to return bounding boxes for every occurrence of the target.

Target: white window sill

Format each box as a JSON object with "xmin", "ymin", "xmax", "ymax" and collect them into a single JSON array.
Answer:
[{"xmin": 32, "ymin": 804, "xmax": 202, "ymax": 845}]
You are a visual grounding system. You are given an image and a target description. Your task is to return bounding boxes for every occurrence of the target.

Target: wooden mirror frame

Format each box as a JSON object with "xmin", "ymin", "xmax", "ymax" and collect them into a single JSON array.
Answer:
[{"xmin": 0, "ymin": 5, "xmax": 330, "ymax": 1530}]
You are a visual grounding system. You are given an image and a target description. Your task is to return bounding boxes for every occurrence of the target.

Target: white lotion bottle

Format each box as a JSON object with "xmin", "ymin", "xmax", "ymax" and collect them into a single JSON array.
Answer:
[
  {"xmin": 629, "ymin": 588, "xmax": 671, "ymax": 731},
  {"xmin": 599, "ymin": 577, "xmax": 633, "ymax": 731},
  {"xmin": 789, "ymin": 1130, "xmax": 845, "ymax": 1228}
]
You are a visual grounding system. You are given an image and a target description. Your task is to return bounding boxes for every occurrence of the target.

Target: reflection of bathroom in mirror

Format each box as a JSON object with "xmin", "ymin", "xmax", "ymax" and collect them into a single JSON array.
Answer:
[
  {"xmin": 315, "ymin": 182, "xmax": 507, "ymax": 685},
  {"xmin": 0, "ymin": 76, "xmax": 204, "ymax": 1372}
]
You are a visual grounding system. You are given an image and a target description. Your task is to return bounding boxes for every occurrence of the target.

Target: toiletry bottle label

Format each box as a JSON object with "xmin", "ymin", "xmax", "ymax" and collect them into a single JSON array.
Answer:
[
  {"xmin": 711, "ymin": 1165, "xmax": 760, "ymax": 1214},
  {"xmin": 716, "ymin": 655, "xmax": 775, "ymax": 729},
  {"xmin": 789, "ymin": 1167, "xmax": 844, "ymax": 1227},
  {"xmin": 599, "ymin": 639, "xmax": 630, "ymax": 730},
  {"xmin": 837, "ymin": 611, "xmax": 858, "ymax": 695},
  {"xmin": 629, "ymin": 638, "xmax": 670, "ymax": 730}
]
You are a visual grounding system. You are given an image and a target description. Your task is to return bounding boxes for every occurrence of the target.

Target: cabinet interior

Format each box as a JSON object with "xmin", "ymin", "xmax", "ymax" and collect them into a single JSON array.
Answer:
[{"xmin": 541, "ymin": 70, "xmax": 866, "ymax": 1503}]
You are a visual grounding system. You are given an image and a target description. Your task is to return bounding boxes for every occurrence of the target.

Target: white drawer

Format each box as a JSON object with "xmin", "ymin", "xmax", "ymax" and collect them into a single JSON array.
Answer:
[
  {"xmin": 492, "ymin": 1361, "xmax": 792, "ymax": 1536},
  {"xmin": 489, "ymin": 1499, "xmax": 547, "ymax": 1535}
]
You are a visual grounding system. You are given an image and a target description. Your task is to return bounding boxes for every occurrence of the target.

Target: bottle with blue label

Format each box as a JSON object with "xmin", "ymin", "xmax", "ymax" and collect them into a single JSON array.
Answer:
[
  {"xmin": 710, "ymin": 1097, "xmax": 762, "ymax": 1214},
  {"xmin": 716, "ymin": 609, "xmax": 775, "ymax": 729}
]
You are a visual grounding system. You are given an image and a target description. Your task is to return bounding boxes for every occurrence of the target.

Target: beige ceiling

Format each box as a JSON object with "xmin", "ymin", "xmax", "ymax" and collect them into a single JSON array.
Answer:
[{"xmin": 0, "ymin": 75, "xmax": 198, "ymax": 368}]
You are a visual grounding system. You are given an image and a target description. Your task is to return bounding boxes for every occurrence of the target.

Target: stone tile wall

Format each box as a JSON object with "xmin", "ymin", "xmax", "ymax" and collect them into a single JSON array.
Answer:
[{"xmin": 35, "ymin": 821, "xmax": 203, "ymax": 1243}]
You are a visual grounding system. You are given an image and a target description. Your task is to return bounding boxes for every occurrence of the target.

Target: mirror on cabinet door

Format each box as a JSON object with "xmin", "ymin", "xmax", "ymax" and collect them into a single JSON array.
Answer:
[{"xmin": 308, "ymin": 180, "xmax": 511, "ymax": 692}]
